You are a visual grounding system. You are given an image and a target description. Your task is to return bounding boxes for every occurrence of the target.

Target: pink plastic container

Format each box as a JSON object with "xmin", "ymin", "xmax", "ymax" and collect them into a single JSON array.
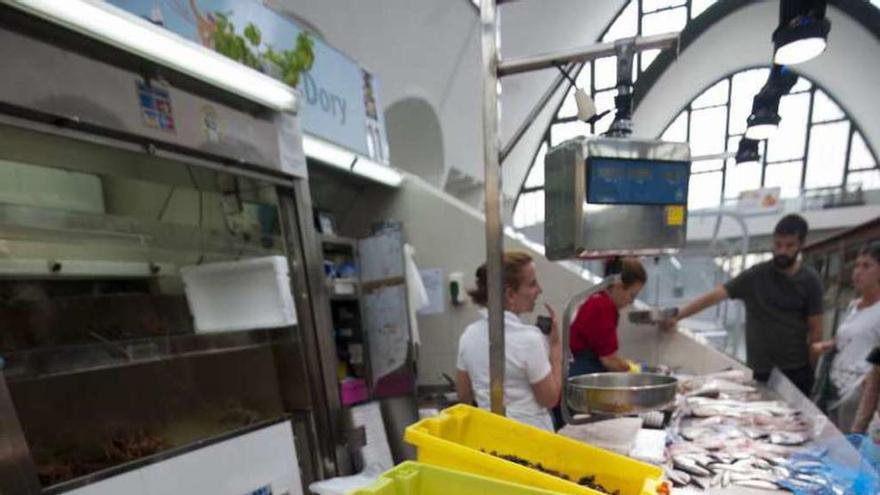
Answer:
[{"xmin": 341, "ymin": 378, "xmax": 369, "ymax": 406}]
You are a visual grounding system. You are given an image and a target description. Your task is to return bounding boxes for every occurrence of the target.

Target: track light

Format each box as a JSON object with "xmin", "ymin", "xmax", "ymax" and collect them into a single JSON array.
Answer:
[
  {"xmin": 745, "ymin": 65, "xmax": 798, "ymax": 140},
  {"xmin": 773, "ymin": 0, "xmax": 831, "ymax": 65},
  {"xmin": 735, "ymin": 138, "xmax": 760, "ymax": 165}
]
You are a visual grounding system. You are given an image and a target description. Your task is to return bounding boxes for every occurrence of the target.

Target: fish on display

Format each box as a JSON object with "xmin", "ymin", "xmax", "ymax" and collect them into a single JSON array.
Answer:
[{"xmin": 769, "ymin": 431, "xmax": 808, "ymax": 446}]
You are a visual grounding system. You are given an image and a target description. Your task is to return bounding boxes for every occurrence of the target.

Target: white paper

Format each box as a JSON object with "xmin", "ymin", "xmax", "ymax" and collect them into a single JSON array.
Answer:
[
  {"xmin": 417, "ymin": 268, "xmax": 445, "ymax": 315},
  {"xmin": 364, "ymin": 285, "xmax": 409, "ymax": 383},
  {"xmin": 349, "ymin": 402, "xmax": 394, "ymax": 471}
]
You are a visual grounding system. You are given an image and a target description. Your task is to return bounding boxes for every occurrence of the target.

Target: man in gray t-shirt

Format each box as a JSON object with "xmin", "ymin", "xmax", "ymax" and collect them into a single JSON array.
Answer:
[{"xmin": 664, "ymin": 214, "xmax": 824, "ymax": 395}]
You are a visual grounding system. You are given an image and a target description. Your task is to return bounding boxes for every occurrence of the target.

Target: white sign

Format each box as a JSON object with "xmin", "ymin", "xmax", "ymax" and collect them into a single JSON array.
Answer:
[
  {"xmin": 418, "ymin": 268, "xmax": 446, "ymax": 315},
  {"xmin": 737, "ymin": 187, "xmax": 782, "ymax": 214}
]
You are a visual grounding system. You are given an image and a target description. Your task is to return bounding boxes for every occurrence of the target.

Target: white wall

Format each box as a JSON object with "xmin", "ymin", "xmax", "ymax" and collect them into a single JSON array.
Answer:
[
  {"xmin": 270, "ymin": 0, "xmax": 625, "ymax": 204},
  {"xmin": 633, "ymin": 1, "xmax": 880, "ymax": 158}
]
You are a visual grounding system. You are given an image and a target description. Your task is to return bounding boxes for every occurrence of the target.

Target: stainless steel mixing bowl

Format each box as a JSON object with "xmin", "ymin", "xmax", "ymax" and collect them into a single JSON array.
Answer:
[{"xmin": 567, "ymin": 372, "xmax": 677, "ymax": 415}]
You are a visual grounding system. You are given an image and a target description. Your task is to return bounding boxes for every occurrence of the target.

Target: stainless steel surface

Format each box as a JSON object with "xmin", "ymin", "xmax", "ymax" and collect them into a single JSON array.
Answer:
[
  {"xmin": 566, "ymin": 372, "xmax": 677, "ymax": 415},
  {"xmin": 0, "ymin": 27, "xmax": 286, "ymax": 177},
  {"xmin": 560, "ymin": 276, "xmax": 616, "ymax": 426},
  {"xmin": 544, "ymin": 137, "xmax": 691, "ymax": 260},
  {"xmin": 0, "ymin": 372, "xmax": 41, "ymax": 495},
  {"xmin": 628, "ymin": 307, "xmax": 679, "ymax": 325},
  {"xmin": 279, "ymin": 184, "xmax": 347, "ymax": 477},
  {"xmin": 379, "ymin": 395, "xmax": 418, "ymax": 463},
  {"xmin": 498, "ymin": 32, "xmax": 678, "ymax": 77},
  {"xmin": 500, "ymin": 62, "xmax": 576, "ymax": 163},
  {"xmin": 4, "ymin": 326, "xmax": 296, "ymax": 381},
  {"xmin": 0, "ymin": 116, "xmax": 293, "ymax": 188},
  {"xmin": 480, "ymin": 0, "xmax": 505, "ymax": 416}
]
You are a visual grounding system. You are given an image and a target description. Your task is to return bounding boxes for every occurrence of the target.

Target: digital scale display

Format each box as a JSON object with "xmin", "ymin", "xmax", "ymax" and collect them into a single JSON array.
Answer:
[{"xmin": 586, "ymin": 157, "xmax": 690, "ymax": 205}]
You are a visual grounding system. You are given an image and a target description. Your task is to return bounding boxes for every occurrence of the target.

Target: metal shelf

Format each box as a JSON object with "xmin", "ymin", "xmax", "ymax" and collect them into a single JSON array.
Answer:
[
  {"xmin": 318, "ymin": 233, "xmax": 357, "ymax": 248},
  {"xmin": 3, "ymin": 327, "xmax": 299, "ymax": 383}
]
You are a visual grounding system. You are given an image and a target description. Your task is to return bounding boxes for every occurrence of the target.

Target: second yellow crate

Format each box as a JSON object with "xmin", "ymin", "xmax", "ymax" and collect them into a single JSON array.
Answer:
[
  {"xmin": 352, "ymin": 461, "xmax": 568, "ymax": 495},
  {"xmin": 404, "ymin": 404, "xmax": 666, "ymax": 495}
]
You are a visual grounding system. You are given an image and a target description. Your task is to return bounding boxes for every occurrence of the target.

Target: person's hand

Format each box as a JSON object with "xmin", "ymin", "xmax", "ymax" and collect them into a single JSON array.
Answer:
[
  {"xmin": 659, "ymin": 316, "xmax": 678, "ymax": 333},
  {"xmin": 544, "ymin": 303, "xmax": 560, "ymax": 344},
  {"xmin": 810, "ymin": 340, "xmax": 834, "ymax": 356}
]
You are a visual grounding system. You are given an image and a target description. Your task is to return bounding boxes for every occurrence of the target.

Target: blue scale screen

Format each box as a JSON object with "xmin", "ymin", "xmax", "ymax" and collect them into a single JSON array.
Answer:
[{"xmin": 586, "ymin": 157, "xmax": 690, "ymax": 205}]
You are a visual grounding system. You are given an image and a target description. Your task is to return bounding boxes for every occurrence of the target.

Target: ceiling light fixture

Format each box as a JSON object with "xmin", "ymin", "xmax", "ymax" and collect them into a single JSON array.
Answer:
[
  {"xmin": 773, "ymin": 0, "xmax": 831, "ymax": 65},
  {"xmin": 745, "ymin": 65, "xmax": 798, "ymax": 140}
]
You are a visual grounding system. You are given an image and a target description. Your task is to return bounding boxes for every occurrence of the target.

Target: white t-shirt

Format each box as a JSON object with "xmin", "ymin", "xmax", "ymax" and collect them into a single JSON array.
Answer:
[
  {"xmin": 831, "ymin": 299, "xmax": 880, "ymax": 400},
  {"xmin": 456, "ymin": 309, "xmax": 554, "ymax": 431}
]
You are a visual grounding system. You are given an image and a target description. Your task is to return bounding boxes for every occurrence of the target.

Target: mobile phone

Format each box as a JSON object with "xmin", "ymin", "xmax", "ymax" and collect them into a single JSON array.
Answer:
[{"xmin": 536, "ymin": 315, "xmax": 552, "ymax": 335}]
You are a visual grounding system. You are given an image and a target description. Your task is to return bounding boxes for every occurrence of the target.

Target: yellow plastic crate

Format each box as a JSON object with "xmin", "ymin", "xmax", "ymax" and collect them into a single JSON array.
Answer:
[
  {"xmin": 351, "ymin": 461, "xmax": 568, "ymax": 495},
  {"xmin": 404, "ymin": 405, "xmax": 666, "ymax": 495}
]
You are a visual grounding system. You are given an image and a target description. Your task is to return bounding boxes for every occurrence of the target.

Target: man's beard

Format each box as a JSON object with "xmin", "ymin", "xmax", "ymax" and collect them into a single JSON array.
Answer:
[{"xmin": 773, "ymin": 252, "xmax": 798, "ymax": 269}]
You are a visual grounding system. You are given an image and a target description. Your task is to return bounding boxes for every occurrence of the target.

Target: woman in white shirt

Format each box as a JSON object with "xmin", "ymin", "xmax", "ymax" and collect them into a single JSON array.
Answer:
[
  {"xmin": 456, "ymin": 251, "xmax": 561, "ymax": 431},
  {"xmin": 812, "ymin": 242, "xmax": 880, "ymax": 431}
]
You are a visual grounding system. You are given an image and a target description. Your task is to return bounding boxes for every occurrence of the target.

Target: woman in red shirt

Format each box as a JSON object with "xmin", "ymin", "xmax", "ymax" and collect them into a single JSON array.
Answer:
[{"xmin": 569, "ymin": 257, "xmax": 647, "ymax": 376}]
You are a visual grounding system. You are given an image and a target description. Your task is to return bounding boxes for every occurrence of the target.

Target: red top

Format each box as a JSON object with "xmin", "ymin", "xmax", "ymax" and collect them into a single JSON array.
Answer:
[{"xmin": 570, "ymin": 291, "xmax": 619, "ymax": 357}]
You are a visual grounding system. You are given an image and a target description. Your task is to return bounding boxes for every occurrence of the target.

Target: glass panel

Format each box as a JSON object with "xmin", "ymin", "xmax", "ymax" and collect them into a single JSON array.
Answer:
[
  {"xmin": 691, "ymin": 79, "xmax": 729, "ymax": 109},
  {"xmin": 594, "ymin": 56, "xmax": 618, "ymax": 90},
  {"xmin": 692, "ymin": 159, "xmax": 724, "ymax": 173},
  {"xmin": 558, "ymin": 87, "xmax": 578, "ymax": 119},
  {"xmin": 576, "ymin": 63, "xmax": 592, "ymax": 90},
  {"xmin": 688, "ymin": 171, "xmax": 723, "ymax": 209},
  {"xmin": 593, "ymin": 110, "xmax": 616, "ymax": 135},
  {"xmin": 790, "ymin": 77, "xmax": 812, "ymax": 93},
  {"xmin": 661, "ymin": 110, "xmax": 688, "ymax": 142},
  {"xmin": 643, "ymin": 0, "xmax": 686, "ymax": 12},
  {"xmin": 513, "ymin": 190, "xmax": 545, "ymax": 228},
  {"xmin": 849, "ymin": 131, "xmax": 877, "ymax": 170},
  {"xmin": 766, "ymin": 92, "xmax": 809, "ymax": 162},
  {"xmin": 730, "ymin": 69, "xmax": 771, "ymax": 135},
  {"xmin": 602, "ymin": 1, "xmax": 638, "ymax": 42},
  {"xmin": 764, "ymin": 160, "xmax": 803, "ymax": 198},
  {"xmin": 689, "ymin": 106, "xmax": 727, "ymax": 156},
  {"xmin": 848, "ymin": 170, "xmax": 880, "ymax": 190},
  {"xmin": 550, "ymin": 121, "xmax": 587, "ymax": 146},
  {"xmin": 642, "ymin": 7, "xmax": 688, "ymax": 36},
  {"xmin": 725, "ymin": 160, "xmax": 762, "ymax": 199},
  {"xmin": 691, "ymin": 0, "xmax": 719, "ymax": 18},
  {"xmin": 524, "ymin": 142, "xmax": 548, "ymax": 188},
  {"xmin": 0, "ymin": 144, "xmax": 291, "ymax": 488},
  {"xmin": 640, "ymin": 49, "xmax": 661, "ymax": 72},
  {"xmin": 592, "ymin": 89, "xmax": 617, "ymax": 135},
  {"xmin": 811, "ymin": 89, "xmax": 845, "ymax": 123},
  {"xmin": 805, "ymin": 121, "xmax": 849, "ymax": 189}
]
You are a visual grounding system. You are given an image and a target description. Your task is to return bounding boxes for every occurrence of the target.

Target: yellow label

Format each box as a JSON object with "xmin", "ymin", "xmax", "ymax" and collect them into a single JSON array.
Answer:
[{"xmin": 666, "ymin": 206, "xmax": 685, "ymax": 226}]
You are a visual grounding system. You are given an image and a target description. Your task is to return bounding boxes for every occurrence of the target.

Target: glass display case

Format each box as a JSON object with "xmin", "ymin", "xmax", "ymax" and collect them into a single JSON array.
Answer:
[{"xmin": 0, "ymin": 127, "xmax": 318, "ymax": 492}]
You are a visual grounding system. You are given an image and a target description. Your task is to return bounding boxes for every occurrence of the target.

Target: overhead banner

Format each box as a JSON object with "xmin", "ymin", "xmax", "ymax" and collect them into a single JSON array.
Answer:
[
  {"xmin": 737, "ymin": 187, "xmax": 782, "ymax": 214},
  {"xmin": 109, "ymin": 0, "xmax": 390, "ymax": 164}
]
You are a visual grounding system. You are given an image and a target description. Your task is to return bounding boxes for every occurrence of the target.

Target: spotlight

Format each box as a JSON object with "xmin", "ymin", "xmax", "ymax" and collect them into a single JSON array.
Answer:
[
  {"xmin": 773, "ymin": 0, "xmax": 831, "ymax": 65},
  {"xmin": 735, "ymin": 138, "xmax": 761, "ymax": 165},
  {"xmin": 745, "ymin": 65, "xmax": 798, "ymax": 140}
]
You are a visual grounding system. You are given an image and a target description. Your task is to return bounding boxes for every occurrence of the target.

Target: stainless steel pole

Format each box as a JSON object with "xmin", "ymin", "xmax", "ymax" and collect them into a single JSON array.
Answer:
[
  {"xmin": 498, "ymin": 32, "xmax": 678, "ymax": 77},
  {"xmin": 480, "ymin": 0, "xmax": 505, "ymax": 416}
]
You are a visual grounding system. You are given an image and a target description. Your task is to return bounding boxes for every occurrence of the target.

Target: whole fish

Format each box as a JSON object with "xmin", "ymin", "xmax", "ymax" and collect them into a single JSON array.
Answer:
[
  {"xmin": 769, "ymin": 431, "xmax": 808, "ymax": 446},
  {"xmin": 673, "ymin": 456, "xmax": 712, "ymax": 477},
  {"xmin": 664, "ymin": 468, "xmax": 691, "ymax": 487},
  {"xmin": 734, "ymin": 479, "xmax": 780, "ymax": 490}
]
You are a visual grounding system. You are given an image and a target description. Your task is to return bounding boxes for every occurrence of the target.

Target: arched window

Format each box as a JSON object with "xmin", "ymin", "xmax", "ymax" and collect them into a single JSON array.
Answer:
[
  {"xmin": 512, "ymin": 0, "xmax": 880, "ymax": 228},
  {"xmin": 661, "ymin": 68, "xmax": 879, "ymax": 210}
]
